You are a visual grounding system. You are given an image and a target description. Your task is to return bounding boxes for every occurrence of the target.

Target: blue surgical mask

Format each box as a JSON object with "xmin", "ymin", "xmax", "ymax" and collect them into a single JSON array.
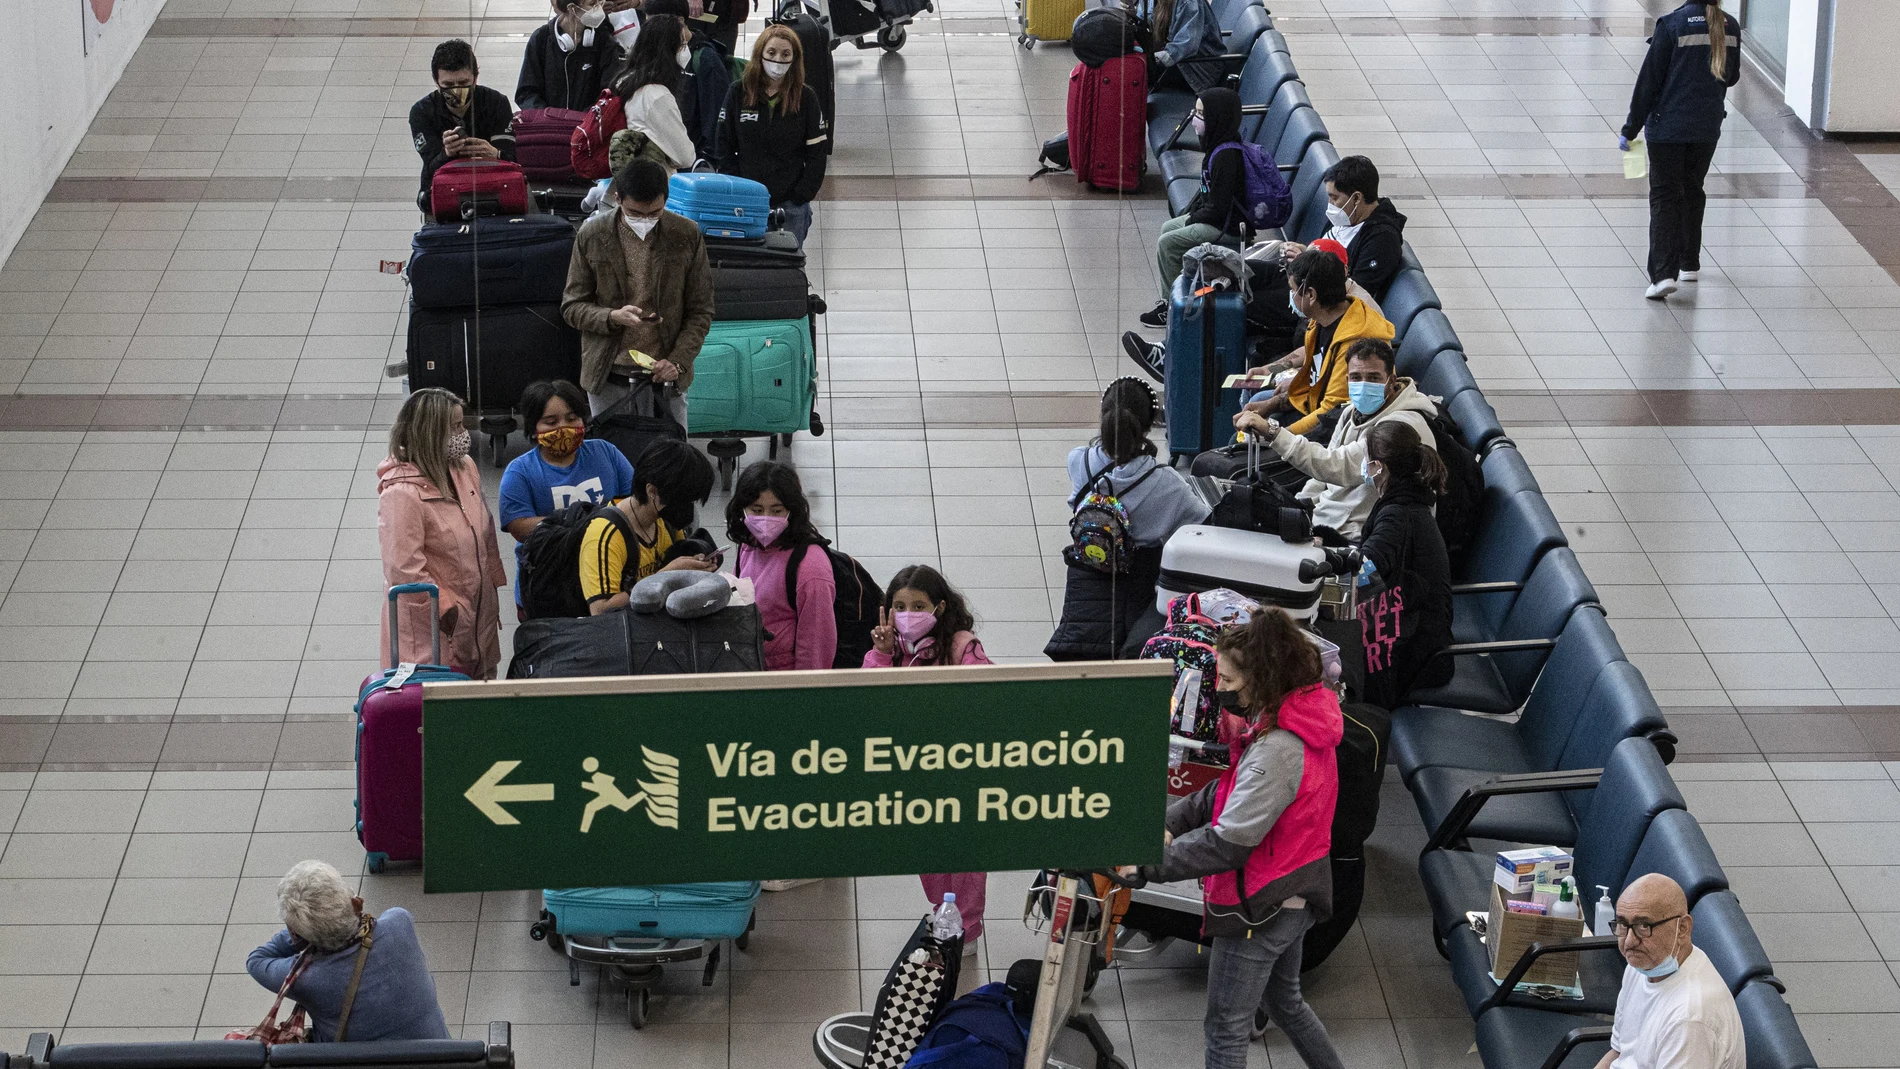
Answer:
[
  {"xmin": 1288, "ymin": 293, "xmax": 1300, "ymax": 315},
  {"xmin": 1635, "ymin": 955, "xmax": 1680, "ymax": 980},
  {"xmin": 1360, "ymin": 456, "xmax": 1376, "ymax": 485},
  {"xmin": 1348, "ymin": 380, "xmax": 1385, "ymax": 415}
]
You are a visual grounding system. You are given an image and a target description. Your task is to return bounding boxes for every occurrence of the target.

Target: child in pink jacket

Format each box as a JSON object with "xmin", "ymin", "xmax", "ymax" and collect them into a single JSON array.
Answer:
[
  {"xmin": 865, "ymin": 565, "xmax": 992, "ymax": 949},
  {"xmin": 727, "ymin": 461, "xmax": 837, "ymax": 671}
]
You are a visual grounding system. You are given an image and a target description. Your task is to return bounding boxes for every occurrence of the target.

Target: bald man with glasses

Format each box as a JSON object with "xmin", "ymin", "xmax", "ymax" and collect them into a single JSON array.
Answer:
[{"xmin": 1598, "ymin": 873, "xmax": 1744, "ymax": 1069}]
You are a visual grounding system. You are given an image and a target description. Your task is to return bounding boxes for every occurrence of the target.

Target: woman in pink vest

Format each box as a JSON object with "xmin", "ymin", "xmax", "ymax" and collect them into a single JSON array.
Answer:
[{"xmin": 1125, "ymin": 608, "xmax": 1347, "ymax": 1069}]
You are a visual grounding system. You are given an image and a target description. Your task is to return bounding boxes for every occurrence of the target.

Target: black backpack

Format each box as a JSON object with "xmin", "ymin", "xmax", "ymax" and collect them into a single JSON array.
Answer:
[
  {"xmin": 1070, "ymin": 6, "xmax": 1142, "ymax": 67},
  {"xmin": 1418, "ymin": 408, "xmax": 1483, "ymax": 569},
  {"xmin": 785, "ymin": 541, "xmax": 883, "ymax": 669},
  {"xmin": 1302, "ymin": 701, "xmax": 1391, "ymax": 970},
  {"xmin": 520, "ymin": 500, "xmax": 635, "ymax": 619}
]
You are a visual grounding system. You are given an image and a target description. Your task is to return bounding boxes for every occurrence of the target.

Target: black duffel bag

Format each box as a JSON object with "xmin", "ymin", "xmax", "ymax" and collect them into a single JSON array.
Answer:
[{"xmin": 509, "ymin": 602, "xmax": 766, "ymax": 679}]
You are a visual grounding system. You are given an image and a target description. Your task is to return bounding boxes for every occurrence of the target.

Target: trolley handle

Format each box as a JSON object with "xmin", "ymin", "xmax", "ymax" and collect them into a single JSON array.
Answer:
[{"xmin": 386, "ymin": 583, "xmax": 443, "ymax": 667}]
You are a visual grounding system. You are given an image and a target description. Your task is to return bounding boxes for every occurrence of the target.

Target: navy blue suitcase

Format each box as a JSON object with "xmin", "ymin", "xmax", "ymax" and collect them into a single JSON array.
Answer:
[
  {"xmin": 1163, "ymin": 273, "xmax": 1250, "ymax": 458},
  {"xmin": 408, "ymin": 214, "xmax": 575, "ymax": 310}
]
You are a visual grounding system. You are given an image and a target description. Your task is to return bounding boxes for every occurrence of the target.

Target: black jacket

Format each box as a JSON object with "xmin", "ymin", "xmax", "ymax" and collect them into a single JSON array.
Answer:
[
  {"xmin": 515, "ymin": 21, "xmax": 624, "ymax": 111},
  {"xmin": 1355, "ymin": 477, "xmax": 1451, "ymax": 709},
  {"xmin": 684, "ymin": 33, "xmax": 738, "ymax": 159},
  {"xmin": 1345, "ymin": 198, "xmax": 1405, "ymax": 303},
  {"xmin": 715, "ymin": 84, "xmax": 829, "ymax": 206},
  {"xmin": 1623, "ymin": 1, "xmax": 1741, "ymax": 143},
  {"xmin": 1045, "ymin": 548, "xmax": 1164, "ymax": 661},
  {"xmin": 409, "ymin": 86, "xmax": 518, "ymax": 192},
  {"xmin": 1185, "ymin": 141, "xmax": 1244, "ymax": 233}
]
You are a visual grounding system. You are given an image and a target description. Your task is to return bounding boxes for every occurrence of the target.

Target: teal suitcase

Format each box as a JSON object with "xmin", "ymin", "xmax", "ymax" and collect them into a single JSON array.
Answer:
[{"xmin": 688, "ymin": 317, "xmax": 816, "ymax": 435}]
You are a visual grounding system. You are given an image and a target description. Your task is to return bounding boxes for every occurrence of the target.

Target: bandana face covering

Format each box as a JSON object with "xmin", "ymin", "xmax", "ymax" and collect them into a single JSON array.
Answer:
[
  {"xmin": 441, "ymin": 85, "xmax": 473, "ymax": 113},
  {"xmin": 536, "ymin": 425, "xmax": 584, "ymax": 458}
]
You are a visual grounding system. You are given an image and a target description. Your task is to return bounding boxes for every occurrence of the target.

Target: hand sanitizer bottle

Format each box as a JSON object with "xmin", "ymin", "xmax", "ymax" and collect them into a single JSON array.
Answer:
[{"xmin": 1594, "ymin": 885, "xmax": 1615, "ymax": 937}]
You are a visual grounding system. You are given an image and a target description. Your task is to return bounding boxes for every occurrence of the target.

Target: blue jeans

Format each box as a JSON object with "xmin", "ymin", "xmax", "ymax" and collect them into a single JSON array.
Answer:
[
  {"xmin": 780, "ymin": 202, "xmax": 813, "ymax": 247},
  {"xmin": 1204, "ymin": 907, "xmax": 1346, "ymax": 1069}
]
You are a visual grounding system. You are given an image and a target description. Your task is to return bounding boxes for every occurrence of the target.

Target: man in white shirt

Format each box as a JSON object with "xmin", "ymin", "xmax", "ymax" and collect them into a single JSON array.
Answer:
[{"xmin": 1599, "ymin": 874, "xmax": 1744, "ymax": 1069}]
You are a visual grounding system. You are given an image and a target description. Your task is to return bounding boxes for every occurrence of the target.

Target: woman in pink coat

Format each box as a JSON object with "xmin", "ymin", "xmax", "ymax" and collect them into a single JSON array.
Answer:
[
  {"xmin": 377, "ymin": 388, "xmax": 508, "ymax": 679},
  {"xmin": 865, "ymin": 565, "xmax": 992, "ymax": 952}
]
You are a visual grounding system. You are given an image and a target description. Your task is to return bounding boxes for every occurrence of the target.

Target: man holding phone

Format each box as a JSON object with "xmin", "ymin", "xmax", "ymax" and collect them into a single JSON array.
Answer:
[
  {"xmin": 409, "ymin": 39, "xmax": 517, "ymax": 204},
  {"xmin": 561, "ymin": 158, "xmax": 716, "ymax": 430}
]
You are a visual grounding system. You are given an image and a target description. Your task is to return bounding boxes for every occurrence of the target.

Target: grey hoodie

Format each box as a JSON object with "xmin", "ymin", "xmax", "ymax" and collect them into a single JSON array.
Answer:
[
  {"xmin": 1270, "ymin": 376, "xmax": 1438, "ymax": 539},
  {"xmin": 1066, "ymin": 444, "xmax": 1211, "ymax": 548}
]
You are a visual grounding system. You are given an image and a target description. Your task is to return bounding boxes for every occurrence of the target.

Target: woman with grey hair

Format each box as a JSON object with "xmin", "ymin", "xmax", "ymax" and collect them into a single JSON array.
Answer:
[{"xmin": 247, "ymin": 860, "xmax": 450, "ymax": 1042}]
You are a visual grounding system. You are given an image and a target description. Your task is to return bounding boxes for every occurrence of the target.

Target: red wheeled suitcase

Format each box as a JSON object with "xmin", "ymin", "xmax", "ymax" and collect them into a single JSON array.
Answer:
[
  {"xmin": 1067, "ymin": 56, "xmax": 1146, "ymax": 192},
  {"xmin": 429, "ymin": 158, "xmax": 530, "ymax": 223},
  {"xmin": 513, "ymin": 108, "xmax": 589, "ymax": 183},
  {"xmin": 355, "ymin": 583, "xmax": 471, "ymax": 872}
]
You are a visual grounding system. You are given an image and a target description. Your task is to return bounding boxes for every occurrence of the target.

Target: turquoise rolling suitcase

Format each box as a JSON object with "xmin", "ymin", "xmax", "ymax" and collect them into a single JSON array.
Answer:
[
  {"xmin": 688, "ymin": 317, "xmax": 816, "ymax": 435},
  {"xmin": 541, "ymin": 882, "xmax": 761, "ymax": 939}
]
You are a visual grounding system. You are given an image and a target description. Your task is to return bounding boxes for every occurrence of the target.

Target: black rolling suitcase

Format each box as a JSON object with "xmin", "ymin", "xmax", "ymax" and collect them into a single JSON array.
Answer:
[
  {"xmin": 406, "ymin": 303, "xmax": 583, "ymax": 414},
  {"xmin": 1301, "ymin": 701, "xmax": 1391, "ymax": 970},
  {"xmin": 407, "ymin": 215, "xmax": 575, "ymax": 310}
]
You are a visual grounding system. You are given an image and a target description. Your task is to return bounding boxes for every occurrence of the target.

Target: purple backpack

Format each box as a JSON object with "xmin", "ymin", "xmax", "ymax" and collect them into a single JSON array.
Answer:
[{"xmin": 1207, "ymin": 142, "xmax": 1292, "ymax": 231}]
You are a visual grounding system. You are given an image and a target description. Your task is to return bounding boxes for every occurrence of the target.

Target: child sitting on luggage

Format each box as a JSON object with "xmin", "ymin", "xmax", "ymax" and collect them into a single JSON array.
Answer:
[
  {"xmin": 726, "ymin": 461, "xmax": 837, "ymax": 671},
  {"xmin": 865, "ymin": 565, "xmax": 991, "ymax": 950},
  {"xmin": 499, "ymin": 380, "xmax": 635, "ymax": 620}
]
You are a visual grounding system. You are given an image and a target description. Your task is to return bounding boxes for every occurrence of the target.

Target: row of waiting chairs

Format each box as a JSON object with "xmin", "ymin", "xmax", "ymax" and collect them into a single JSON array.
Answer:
[
  {"xmin": 5, "ymin": 1023, "xmax": 516, "ymax": 1069},
  {"xmin": 1132, "ymin": 5, "xmax": 1818, "ymax": 1065}
]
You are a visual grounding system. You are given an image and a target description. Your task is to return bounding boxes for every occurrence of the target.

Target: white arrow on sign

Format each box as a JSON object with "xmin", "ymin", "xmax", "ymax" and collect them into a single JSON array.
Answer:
[{"xmin": 464, "ymin": 760, "xmax": 556, "ymax": 825}]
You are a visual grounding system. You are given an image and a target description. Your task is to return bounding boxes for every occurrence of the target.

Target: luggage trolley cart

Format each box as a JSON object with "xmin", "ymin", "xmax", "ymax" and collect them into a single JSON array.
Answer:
[
  {"xmin": 529, "ymin": 882, "xmax": 760, "ymax": 1029},
  {"xmin": 811, "ymin": 870, "xmax": 1131, "ymax": 1069},
  {"xmin": 805, "ymin": 0, "xmax": 932, "ymax": 52}
]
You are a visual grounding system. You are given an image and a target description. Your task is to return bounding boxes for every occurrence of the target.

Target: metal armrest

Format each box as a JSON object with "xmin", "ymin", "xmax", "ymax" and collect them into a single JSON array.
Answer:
[
  {"xmin": 1176, "ymin": 49, "xmax": 1247, "ymax": 67},
  {"xmin": 1451, "ymin": 581, "xmax": 1525, "ymax": 596},
  {"xmin": 1163, "ymin": 109, "xmax": 1195, "ymax": 151},
  {"xmin": 1479, "ymin": 935, "xmax": 1621, "ymax": 1014},
  {"xmin": 1276, "ymin": 163, "xmax": 1297, "ymax": 172},
  {"xmin": 1537, "ymin": 1024, "xmax": 1614, "ymax": 1069},
  {"xmin": 1240, "ymin": 103, "xmax": 1268, "ymax": 114},
  {"xmin": 1433, "ymin": 637, "xmax": 1558, "ymax": 658},
  {"xmin": 1761, "ymin": 975, "xmax": 1786, "ymax": 994},
  {"xmin": 1421, "ymin": 767, "xmax": 1603, "ymax": 854},
  {"xmin": 487, "ymin": 1022, "xmax": 514, "ymax": 1068},
  {"xmin": 1646, "ymin": 729, "xmax": 1678, "ymax": 765}
]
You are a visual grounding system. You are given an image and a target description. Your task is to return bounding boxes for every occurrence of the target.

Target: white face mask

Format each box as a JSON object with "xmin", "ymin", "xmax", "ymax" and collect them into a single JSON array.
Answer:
[
  {"xmin": 625, "ymin": 213, "xmax": 658, "ymax": 239},
  {"xmin": 578, "ymin": 4, "xmax": 607, "ymax": 26},
  {"xmin": 677, "ymin": 45, "xmax": 692, "ymax": 68},
  {"xmin": 762, "ymin": 59, "xmax": 792, "ymax": 80},
  {"xmin": 1325, "ymin": 202, "xmax": 1353, "ymax": 229}
]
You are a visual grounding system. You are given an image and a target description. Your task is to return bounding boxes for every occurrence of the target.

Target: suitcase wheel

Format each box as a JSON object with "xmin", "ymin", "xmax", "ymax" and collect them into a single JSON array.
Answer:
[
  {"xmin": 366, "ymin": 851, "xmax": 388, "ymax": 874},
  {"xmin": 876, "ymin": 23, "xmax": 906, "ymax": 50},
  {"xmin": 626, "ymin": 987, "xmax": 649, "ymax": 1029}
]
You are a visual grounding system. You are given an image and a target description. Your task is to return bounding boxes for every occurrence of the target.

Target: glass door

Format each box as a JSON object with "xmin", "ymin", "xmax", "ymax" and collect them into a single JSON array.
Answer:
[{"xmin": 1737, "ymin": 0, "xmax": 1791, "ymax": 84}]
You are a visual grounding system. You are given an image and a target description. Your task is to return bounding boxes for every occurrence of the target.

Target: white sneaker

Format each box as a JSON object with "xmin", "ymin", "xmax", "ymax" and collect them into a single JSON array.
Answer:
[
  {"xmin": 1644, "ymin": 278, "xmax": 1678, "ymax": 300},
  {"xmin": 1678, "ymin": 270, "xmax": 1699, "ymax": 282}
]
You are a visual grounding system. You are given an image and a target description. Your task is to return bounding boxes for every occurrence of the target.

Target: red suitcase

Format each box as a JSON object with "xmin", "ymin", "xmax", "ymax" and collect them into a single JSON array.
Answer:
[
  {"xmin": 1067, "ymin": 56, "xmax": 1147, "ymax": 193},
  {"xmin": 429, "ymin": 158, "xmax": 530, "ymax": 223},
  {"xmin": 355, "ymin": 583, "xmax": 470, "ymax": 872},
  {"xmin": 513, "ymin": 108, "xmax": 588, "ymax": 183}
]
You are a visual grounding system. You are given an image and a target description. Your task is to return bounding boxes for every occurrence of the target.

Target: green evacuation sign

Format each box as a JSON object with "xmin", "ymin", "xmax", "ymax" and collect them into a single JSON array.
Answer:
[{"xmin": 421, "ymin": 662, "xmax": 1174, "ymax": 893}]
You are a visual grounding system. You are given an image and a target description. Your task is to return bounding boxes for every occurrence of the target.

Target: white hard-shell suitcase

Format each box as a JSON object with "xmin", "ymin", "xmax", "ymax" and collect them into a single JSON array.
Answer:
[{"xmin": 1155, "ymin": 525, "xmax": 1326, "ymax": 621}]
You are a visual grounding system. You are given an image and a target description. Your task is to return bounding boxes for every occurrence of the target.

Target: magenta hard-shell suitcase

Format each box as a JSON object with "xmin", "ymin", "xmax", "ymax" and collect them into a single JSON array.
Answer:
[{"xmin": 355, "ymin": 583, "xmax": 469, "ymax": 872}]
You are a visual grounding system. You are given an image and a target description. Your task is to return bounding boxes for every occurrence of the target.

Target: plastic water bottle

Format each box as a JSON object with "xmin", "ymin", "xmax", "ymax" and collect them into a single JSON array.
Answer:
[{"xmin": 931, "ymin": 893, "xmax": 963, "ymax": 941}]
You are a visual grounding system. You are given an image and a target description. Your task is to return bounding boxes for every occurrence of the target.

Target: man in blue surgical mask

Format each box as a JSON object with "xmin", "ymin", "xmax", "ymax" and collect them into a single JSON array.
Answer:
[
  {"xmin": 1600, "ymin": 873, "xmax": 1743, "ymax": 1069},
  {"xmin": 1232, "ymin": 338, "xmax": 1436, "ymax": 541}
]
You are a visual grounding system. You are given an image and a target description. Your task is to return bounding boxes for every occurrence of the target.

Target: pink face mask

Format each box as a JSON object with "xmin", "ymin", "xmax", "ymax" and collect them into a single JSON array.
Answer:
[
  {"xmin": 744, "ymin": 513, "xmax": 788, "ymax": 547},
  {"xmin": 894, "ymin": 610, "xmax": 938, "ymax": 644}
]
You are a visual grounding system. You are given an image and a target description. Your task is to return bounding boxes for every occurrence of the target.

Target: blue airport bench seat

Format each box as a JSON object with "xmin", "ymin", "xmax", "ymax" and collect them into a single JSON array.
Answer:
[
  {"xmin": 1409, "ymin": 660, "xmax": 1669, "ymax": 852},
  {"xmin": 1283, "ymin": 139, "xmax": 1339, "ymax": 243},
  {"xmin": 1448, "ymin": 388, "xmax": 1506, "ymax": 454},
  {"xmin": 1417, "ymin": 348, "xmax": 1478, "ymax": 410},
  {"xmin": 1452, "ymin": 485, "xmax": 1562, "ymax": 637},
  {"xmin": 1395, "ymin": 606, "xmax": 1635, "ymax": 786},
  {"xmin": 23, "ymin": 1024, "xmax": 514, "ymax": 1069},
  {"xmin": 1381, "ymin": 267, "xmax": 1441, "ymax": 345},
  {"xmin": 1481, "ymin": 977, "xmax": 1813, "ymax": 1069},
  {"xmin": 1444, "ymin": 808, "xmax": 1727, "ymax": 1017},
  {"xmin": 1738, "ymin": 979, "xmax": 1819, "ymax": 1069},
  {"xmin": 1417, "ymin": 736, "xmax": 1682, "ymax": 942},
  {"xmin": 1395, "ymin": 307, "xmax": 1460, "ymax": 379},
  {"xmin": 1404, "ymin": 547, "xmax": 1598, "ymax": 716},
  {"xmin": 1169, "ymin": 5, "xmax": 1274, "ymax": 95},
  {"xmin": 1149, "ymin": 44, "xmax": 1297, "ymax": 159}
]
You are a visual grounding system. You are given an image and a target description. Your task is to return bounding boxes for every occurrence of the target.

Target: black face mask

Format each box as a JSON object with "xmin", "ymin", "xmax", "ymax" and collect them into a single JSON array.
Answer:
[
  {"xmin": 1215, "ymin": 689, "xmax": 1248, "ymax": 711},
  {"xmin": 658, "ymin": 499, "xmax": 697, "ymax": 529}
]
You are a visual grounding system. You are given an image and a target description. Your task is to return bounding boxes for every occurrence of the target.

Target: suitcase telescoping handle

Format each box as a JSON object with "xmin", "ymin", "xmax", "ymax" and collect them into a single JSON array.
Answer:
[{"xmin": 386, "ymin": 583, "xmax": 443, "ymax": 668}]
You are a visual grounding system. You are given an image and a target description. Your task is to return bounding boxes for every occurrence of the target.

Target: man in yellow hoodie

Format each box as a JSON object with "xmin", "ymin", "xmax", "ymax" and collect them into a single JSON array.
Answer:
[{"xmin": 1189, "ymin": 249, "xmax": 1395, "ymax": 480}]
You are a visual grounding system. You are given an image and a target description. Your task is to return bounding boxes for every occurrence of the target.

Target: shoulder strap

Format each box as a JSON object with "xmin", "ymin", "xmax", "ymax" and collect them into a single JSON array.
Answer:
[
  {"xmin": 784, "ymin": 541, "xmax": 810, "ymax": 615},
  {"xmin": 1070, "ymin": 461, "xmax": 1116, "ymax": 509},
  {"xmin": 333, "ymin": 915, "xmax": 377, "ymax": 1042}
]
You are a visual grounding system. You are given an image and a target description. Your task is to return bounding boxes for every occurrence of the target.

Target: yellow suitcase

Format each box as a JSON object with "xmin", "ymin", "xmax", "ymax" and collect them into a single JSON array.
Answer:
[{"xmin": 1019, "ymin": 0, "xmax": 1086, "ymax": 44}]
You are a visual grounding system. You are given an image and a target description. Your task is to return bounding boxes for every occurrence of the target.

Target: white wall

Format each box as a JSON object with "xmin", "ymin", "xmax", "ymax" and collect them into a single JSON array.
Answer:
[
  {"xmin": 0, "ymin": 0, "xmax": 167, "ymax": 267},
  {"xmin": 1816, "ymin": 0, "xmax": 1900, "ymax": 132},
  {"xmin": 1780, "ymin": 0, "xmax": 1819, "ymax": 126}
]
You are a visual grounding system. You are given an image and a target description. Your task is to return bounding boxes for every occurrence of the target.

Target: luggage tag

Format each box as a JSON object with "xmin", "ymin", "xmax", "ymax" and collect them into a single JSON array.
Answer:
[{"xmin": 383, "ymin": 663, "xmax": 419, "ymax": 691}]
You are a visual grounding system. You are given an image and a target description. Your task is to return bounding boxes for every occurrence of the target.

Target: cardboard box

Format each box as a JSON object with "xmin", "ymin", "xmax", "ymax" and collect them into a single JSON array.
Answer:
[
  {"xmin": 1494, "ymin": 846, "xmax": 1573, "ymax": 894},
  {"xmin": 1487, "ymin": 884, "xmax": 1583, "ymax": 991}
]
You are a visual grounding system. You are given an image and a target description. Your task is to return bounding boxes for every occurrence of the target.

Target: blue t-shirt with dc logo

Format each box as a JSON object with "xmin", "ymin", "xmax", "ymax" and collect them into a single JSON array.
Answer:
[{"xmin": 498, "ymin": 438, "xmax": 635, "ymax": 605}]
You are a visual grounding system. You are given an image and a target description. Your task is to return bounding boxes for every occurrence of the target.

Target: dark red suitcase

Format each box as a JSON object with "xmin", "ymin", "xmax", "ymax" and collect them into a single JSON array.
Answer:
[
  {"xmin": 429, "ymin": 158, "xmax": 530, "ymax": 223},
  {"xmin": 1067, "ymin": 56, "xmax": 1147, "ymax": 192},
  {"xmin": 355, "ymin": 583, "xmax": 470, "ymax": 872},
  {"xmin": 513, "ymin": 108, "xmax": 588, "ymax": 183}
]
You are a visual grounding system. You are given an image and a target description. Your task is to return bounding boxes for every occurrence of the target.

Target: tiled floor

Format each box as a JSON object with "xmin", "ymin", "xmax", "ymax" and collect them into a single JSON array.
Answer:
[{"xmin": 3, "ymin": 0, "xmax": 1900, "ymax": 1062}]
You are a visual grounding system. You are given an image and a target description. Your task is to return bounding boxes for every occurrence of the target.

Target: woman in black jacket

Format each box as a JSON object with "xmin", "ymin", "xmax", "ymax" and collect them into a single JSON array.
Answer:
[
  {"xmin": 1621, "ymin": 0, "xmax": 1740, "ymax": 300},
  {"xmin": 715, "ymin": 24, "xmax": 828, "ymax": 247},
  {"xmin": 1141, "ymin": 86, "xmax": 1244, "ymax": 327},
  {"xmin": 1355, "ymin": 420, "xmax": 1452, "ymax": 709}
]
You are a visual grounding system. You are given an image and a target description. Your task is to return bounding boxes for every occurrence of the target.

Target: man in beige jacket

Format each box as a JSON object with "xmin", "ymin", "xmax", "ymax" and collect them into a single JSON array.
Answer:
[{"xmin": 561, "ymin": 158, "xmax": 716, "ymax": 430}]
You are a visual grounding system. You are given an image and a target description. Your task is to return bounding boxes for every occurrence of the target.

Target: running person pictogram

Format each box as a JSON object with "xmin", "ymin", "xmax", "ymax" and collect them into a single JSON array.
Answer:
[{"xmin": 577, "ymin": 748, "xmax": 681, "ymax": 832}]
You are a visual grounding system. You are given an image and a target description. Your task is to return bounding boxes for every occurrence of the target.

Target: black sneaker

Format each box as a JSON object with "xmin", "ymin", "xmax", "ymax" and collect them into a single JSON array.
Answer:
[
  {"xmin": 1251, "ymin": 1009, "xmax": 1277, "ymax": 1039},
  {"xmin": 1138, "ymin": 300, "xmax": 1168, "ymax": 328},
  {"xmin": 1122, "ymin": 332, "xmax": 1164, "ymax": 382}
]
